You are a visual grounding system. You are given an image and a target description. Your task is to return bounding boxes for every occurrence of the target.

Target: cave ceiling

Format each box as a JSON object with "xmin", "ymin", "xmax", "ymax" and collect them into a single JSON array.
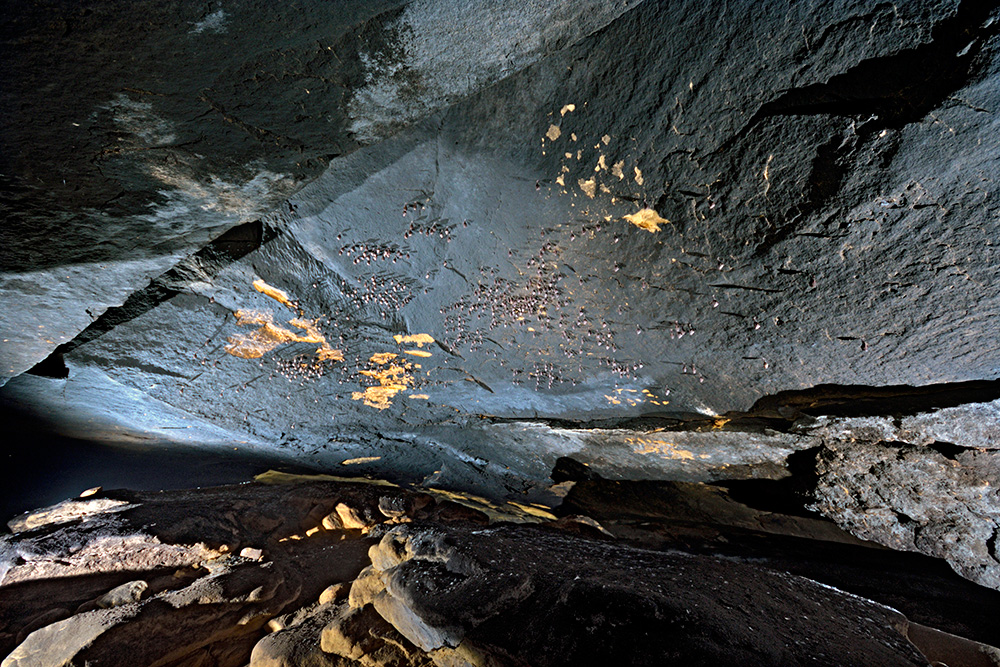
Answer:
[{"xmin": 1, "ymin": 0, "xmax": 999, "ymax": 508}]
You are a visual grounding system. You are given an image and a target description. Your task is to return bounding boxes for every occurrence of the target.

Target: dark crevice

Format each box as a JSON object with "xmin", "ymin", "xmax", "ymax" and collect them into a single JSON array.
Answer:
[
  {"xmin": 485, "ymin": 379, "xmax": 998, "ymax": 436},
  {"xmin": 711, "ymin": 447, "xmax": 822, "ymax": 518},
  {"xmin": 894, "ymin": 509, "xmax": 918, "ymax": 527},
  {"xmin": 481, "ymin": 412, "xmax": 790, "ymax": 434},
  {"xmin": 707, "ymin": 283, "xmax": 786, "ymax": 293},
  {"xmin": 25, "ymin": 351, "xmax": 68, "ymax": 379},
  {"xmin": 551, "ymin": 456, "xmax": 605, "ymax": 483},
  {"xmin": 749, "ymin": 378, "xmax": 1000, "ymax": 419},
  {"xmin": 924, "ymin": 440, "xmax": 967, "ymax": 461},
  {"xmin": 40, "ymin": 219, "xmax": 277, "ymax": 361}
]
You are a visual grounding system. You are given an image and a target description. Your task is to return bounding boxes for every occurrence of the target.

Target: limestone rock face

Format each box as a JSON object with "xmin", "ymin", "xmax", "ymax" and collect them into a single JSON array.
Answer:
[
  {"xmin": 0, "ymin": 477, "xmax": 420, "ymax": 663},
  {"xmin": 814, "ymin": 440, "xmax": 1000, "ymax": 590},
  {"xmin": 318, "ymin": 602, "xmax": 435, "ymax": 667},
  {"xmin": 346, "ymin": 523, "xmax": 932, "ymax": 666},
  {"xmin": 3, "ymin": 0, "xmax": 999, "ymax": 505}
]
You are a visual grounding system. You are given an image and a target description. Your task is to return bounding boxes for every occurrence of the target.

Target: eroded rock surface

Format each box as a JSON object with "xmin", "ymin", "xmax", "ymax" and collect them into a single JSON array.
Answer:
[
  {"xmin": 3, "ymin": 0, "xmax": 999, "ymax": 490},
  {"xmin": 2, "ymin": 476, "xmax": 999, "ymax": 666},
  {"xmin": 814, "ymin": 440, "xmax": 1000, "ymax": 590}
]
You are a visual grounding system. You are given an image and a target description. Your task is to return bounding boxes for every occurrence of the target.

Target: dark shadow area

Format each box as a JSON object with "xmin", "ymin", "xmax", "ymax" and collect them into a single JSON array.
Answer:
[
  {"xmin": 0, "ymin": 402, "xmax": 303, "ymax": 525},
  {"xmin": 25, "ymin": 351, "xmax": 68, "ymax": 379},
  {"xmin": 746, "ymin": 0, "xmax": 999, "ymax": 131},
  {"xmin": 749, "ymin": 378, "xmax": 1000, "ymax": 418},
  {"xmin": 555, "ymin": 471, "xmax": 1000, "ymax": 647},
  {"xmin": 712, "ymin": 446, "xmax": 822, "ymax": 518},
  {"xmin": 36, "ymin": 219, "xmax": 279, "ymax": 361}
]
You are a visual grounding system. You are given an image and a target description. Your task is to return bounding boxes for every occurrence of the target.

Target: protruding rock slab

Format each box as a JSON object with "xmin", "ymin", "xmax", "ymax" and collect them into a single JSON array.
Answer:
[
  {"xmin": 814, "ymin": 440, "xmax": 1000, "ymax": 591},
  {"xmin": 348, "ymin": 523, "xmax": 932, "ymax": 666}
]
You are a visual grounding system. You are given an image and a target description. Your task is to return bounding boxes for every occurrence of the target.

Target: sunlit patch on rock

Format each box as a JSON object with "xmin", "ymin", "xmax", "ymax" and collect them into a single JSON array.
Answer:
[
  {"xmin": 341, "ymin": 456, "xmax": 382, "ymax": 465},
  {"xmin": 225, "ymin": 310, "xmax": 342, "ymax": 362},
  {"xmin": 623, "ymin": 208, "xmax": 668, "ymax": 233},
  {"xmin": 353, "ymin": 354, "xmax": 416, "ymax": 410},
  {"xmin": 393, "ymin": 333, "xmax": 435, "ymax": 347},
  {"xmin": 627, "ymin": 436, "xmax": 697, "ymax": 460},
  {"xmin": 252, "ymin": 279, "xmax": 296, "ymax": 309},
  {"xmin": 224, "ymin": 281, "xmax": 342, "ymax": 363}
]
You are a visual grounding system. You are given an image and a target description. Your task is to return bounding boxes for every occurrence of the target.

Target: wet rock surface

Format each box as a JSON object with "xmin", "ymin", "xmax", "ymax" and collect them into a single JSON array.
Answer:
[{"xmin": 3, "ymin": 476, "xmax": 999, "ymax": 666}]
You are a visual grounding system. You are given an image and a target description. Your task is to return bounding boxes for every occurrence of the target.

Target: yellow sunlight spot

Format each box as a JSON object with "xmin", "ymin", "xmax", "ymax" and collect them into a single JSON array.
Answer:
[
  {"xmin": 341, "ymin": 456, "xmax": 382, "ymax": 465},
  {"xmin": 253, "ymin": 279, "xmax": 295, "ymax": 309},
  {"xmin": 393, "ymin": 333, "xmax": 435, "ymax": 347},
  {"xmin": 354, "ymin": 363, "xmax": 414, "ymax": 410},
  {"xmin": 623, "ymin": 208, "xmax": 669, "ymax": 233},
  {"xmin": 628, "ymin": 437, "xmax": 696, "ymax": 460},
  {"xmin": 225, "ymin": 310, "xmax": 342, "ymax": 361}
]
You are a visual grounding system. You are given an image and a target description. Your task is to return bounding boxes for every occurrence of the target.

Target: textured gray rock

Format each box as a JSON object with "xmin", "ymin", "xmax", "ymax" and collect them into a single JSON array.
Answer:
[
  {"xmin": 814, "ymin": 440, "xmax": 1000, "ymax": 590},
  {"xmin": 4, "ymin": 0, "xmax": 999, "ymax": 469},
  {"xmin": 802, "ymin": 399, "xmax": 1000, "ymax": 450},
  {"xmin": 3, "ymin": 477, "xmax": 1000, "ymax": 666}
]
